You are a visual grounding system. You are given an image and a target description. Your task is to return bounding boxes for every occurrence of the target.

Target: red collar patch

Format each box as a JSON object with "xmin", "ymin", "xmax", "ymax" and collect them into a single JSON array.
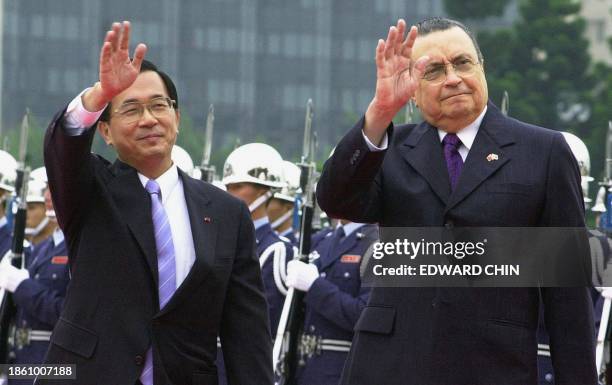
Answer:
[
  {"xmin": 340, "ymin": 254, "xmax": 361, "ymax": 263},
  {"xmin": 51, "ymin": 256, "xmax": 68, "ymax": 265}
]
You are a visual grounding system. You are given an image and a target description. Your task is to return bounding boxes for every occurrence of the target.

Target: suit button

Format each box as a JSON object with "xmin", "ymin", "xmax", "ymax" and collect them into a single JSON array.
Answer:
[
  {"xmin": 431, "ymin": 301, "xmax": 437, "ymax": 308},
  {"xmin": 444, "ymin": 221, "xmax": 454, "ymax": 229},
  {"xmin": 354, "ymin": 150, "xmax": 361, "ymax": 157},
  {"xmin": 545, "ymin": 373, "xmax": 553, "ymax": 382},
  {"xmin": 320, "ymin": 272, "xmax": 326, "ymax": 278},
  {"xmin": 343, "ymin": 272, "xmax": 350, "ymax": 278},
  {"xmin": 309, "ymin": 325, "xmax": 316, "ymax": 332},
  {"xmin": 34, "ymin": 274, "xmax": 40, "ymax": 280},
  {"xmin": 135, "ymin": 355, "xmax": 144, "ymax": 365}
]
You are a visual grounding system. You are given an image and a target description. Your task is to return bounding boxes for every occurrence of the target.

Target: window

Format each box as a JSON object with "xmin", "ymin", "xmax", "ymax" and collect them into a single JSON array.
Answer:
[
  {"xmin": 65, "ymin": 16, "xmax": 79, "ymax": 40},
  {"xmin": 194, "ymin": 28, "xmax": 205, "ymax": 49},
  {"xmin": 343, "ymin": 40, "xmax": 355, "ymax": 60},
  {"xmin": 208, "ymin": 28, "xmax": 221, "ymax": 51},
  {"xmin": 285, "ymin": 34, "xmax": 298, "ymax": 58},
  {"xmin": 342, "ymin": 90, "xmax": 353, "ymax": 111},
  {"xmin": 48, "ymin": 15, "xmax": 63, "ymax": 39}
]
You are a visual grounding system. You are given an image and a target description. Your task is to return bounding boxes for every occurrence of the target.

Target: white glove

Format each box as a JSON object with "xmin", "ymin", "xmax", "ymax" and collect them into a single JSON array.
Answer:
[
  {"xmin": 286, "ymin": 260, "xmax": 319, "ymax": 292},
  {"xmin": 0, "ymin": 262, "xmax": 29, "ymax": 293},
  {"xmin": 601, "ymin": 287, "xmax": 612, "ymax": 300}
]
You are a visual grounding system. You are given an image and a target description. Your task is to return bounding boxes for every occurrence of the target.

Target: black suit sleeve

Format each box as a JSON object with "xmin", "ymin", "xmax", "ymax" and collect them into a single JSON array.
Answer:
[
  {"xmin": 539, "ymin": 132, "xmax": 597, "ymax": 385},
  {"xmin": 316, "ymin": 117, "xmax": 388, "ymax": 223},
  {"xmin": 43, "ymin": 108, "xmax": 96, "ymax": 248},
  {"xmin": 219, "ymin": 202, "xmax": 274, "ymax": 385}
]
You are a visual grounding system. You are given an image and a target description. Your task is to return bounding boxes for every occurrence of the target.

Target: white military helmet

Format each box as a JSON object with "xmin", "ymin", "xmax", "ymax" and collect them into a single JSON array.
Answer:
[
  {"xmin": 171, "ymin": 145, "xmax": 194, "ymax": 175},
  {"xmin": 274, "ymin": 161, "xmax": 301, "ymax": 203},
  {"xmin": 0, "ymin": 150, "xmax": 17, "ymax": 192},
  {"xmin": 561, "ymin": 132, "xmax": 593, "ymax": 204},
  {"xmin": 30, "ymin": 166, "xmax": 48, "ymax": 184},
  {"xmin": 592, "ymin": 186, "xmax": 607, "ymax": 213},
  {"xmin": 26, "ymin": 178, "xmax": 47, "ymax": 204},
  {"xmin": 222, "ymin": 143, "xmax": 284, "ymax": 189}
]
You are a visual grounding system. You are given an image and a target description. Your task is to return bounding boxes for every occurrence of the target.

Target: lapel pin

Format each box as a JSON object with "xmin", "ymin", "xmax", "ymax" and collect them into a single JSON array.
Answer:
[
  {"xmin": 204, "ymin": 217, "xmax": 212, "ymax": 223},
  {"xmin": 486, "ymin": 153, "xmax": 499, "ymax": 162}
]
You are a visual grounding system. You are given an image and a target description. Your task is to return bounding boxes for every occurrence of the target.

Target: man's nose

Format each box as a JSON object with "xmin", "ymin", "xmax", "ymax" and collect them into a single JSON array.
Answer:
[
  {"xmin": 444, "ymin": 65, "xmax": 462, "ymax": 86},
  {"xmin": 138, "ymin": 106, "xmax": 158, "ymax": 126}
]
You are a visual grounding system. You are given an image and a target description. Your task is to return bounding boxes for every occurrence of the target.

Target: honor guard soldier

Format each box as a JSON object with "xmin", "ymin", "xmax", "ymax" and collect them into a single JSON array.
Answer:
[
  {"xmin": 537, "ymin": 132, "xmax": 600, "ymax": 385},
  {"xmin": 220, "ymin": 143, "xmax": 295, "ymax": 384},
  {"xmin": 0, "ymin": 151, "xmax": 17, "ymax": 256},
  {"xmin": 285, "ymin": 219, "xmax": 378, "ymax": 385},
  {"xmin": 269, "ymin": 160, "xmax": 301, "ymax": 246},
  {"xmin": 0, "ymin": 170, "xmax": 69, "ymax": 385}
]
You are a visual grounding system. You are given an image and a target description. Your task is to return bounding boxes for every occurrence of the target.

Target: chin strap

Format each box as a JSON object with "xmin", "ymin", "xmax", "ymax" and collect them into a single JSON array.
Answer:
[
  {"xmin": 249, "ymin": 191, "xmax": 273, "ymax": 213},
  {"xmin": 271, "ymin": 210, "xmax": 293, "ymax": 230},
  {"xmin": 25, "ymin": 216, "xmax": 50, "ymax": 237},
  {"xmin": 46, "ymin": 210, "xmax": 56, "ymax": 219}
]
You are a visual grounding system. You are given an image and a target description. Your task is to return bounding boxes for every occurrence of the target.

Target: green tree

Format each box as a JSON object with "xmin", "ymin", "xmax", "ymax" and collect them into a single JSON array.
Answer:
[{"xmin": 479, "ymin": 0, "xmax": 593, "ymax": 132}]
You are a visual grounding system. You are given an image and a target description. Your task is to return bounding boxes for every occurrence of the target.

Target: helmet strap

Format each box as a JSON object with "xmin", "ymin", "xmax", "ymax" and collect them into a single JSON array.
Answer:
[
  {"xmin": 271, "ymin": 209, "xmax": 293, "ymax": 230},
  {"xmin": 25, "ymin": 216, "xmax": 50, "ymax": 237},
  {"xmin": 249, "ymin": 190, "xmax": 273, "ymax": 213}
]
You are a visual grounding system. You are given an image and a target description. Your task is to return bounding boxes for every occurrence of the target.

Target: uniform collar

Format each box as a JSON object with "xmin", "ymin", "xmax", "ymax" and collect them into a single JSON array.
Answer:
[
  {"xmin": 52, "ymin": 227, "xmax": 64, "ymax": 247},
  {"xmin": 437, "ymin": 105, "xmax": 487, "ymax": 151},
  {"xmin": 338, "ymin": 222, "xmax": 365, "ymax": 238},
  {"xmin": 253, "ymin": 216, "xmax": 269, "ymax": 231},
  {"xmin": 137, "ymin": 164, "xmax": 180, "ymax": 205}
]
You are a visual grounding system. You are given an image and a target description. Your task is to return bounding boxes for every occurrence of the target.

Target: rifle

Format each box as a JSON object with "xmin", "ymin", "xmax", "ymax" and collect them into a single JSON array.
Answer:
[
  {"xmin": 0, "ymin": 110, "xmax": 29, "ymax": 372},
  {"xmin": 199, "ymin": 104, "xmax": 216, "ymax": 183},
  {"xmin": 273, "ymin": 99, "xmax": 316, "ymax": 384},
  {"xmin": 501, "ymin": 90, "xmax": 509, "ymax": 116},
  {"xmin": 404, "ymin": 100, "xmax": 415, "ymax": 124}
]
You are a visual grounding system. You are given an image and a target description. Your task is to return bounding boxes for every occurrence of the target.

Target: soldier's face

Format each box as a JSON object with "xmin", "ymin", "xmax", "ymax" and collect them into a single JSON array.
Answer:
[
  {"xmin": 98, "ymin": 71, "xmax": 180, "ymax": 173},
  {"xmin": 26, "ymin": 202, "xmax": 46, "ymax": 228},
  {"xmin": 412, "ymin": 27, "xmax": 488, "ymax": 132},
  {"xmin": 267, "ymin": 198, "xmax": 293, "ymax": 223},
  {"xmin": 226, "ymin": 183, "xmax": 268, "ymax": 206}
]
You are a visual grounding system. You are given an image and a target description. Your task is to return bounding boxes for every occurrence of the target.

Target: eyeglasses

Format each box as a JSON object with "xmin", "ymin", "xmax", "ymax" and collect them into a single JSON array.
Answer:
[
  {"xmin": 112, "ymin": 97, "xmax": 176, "ymax": 124},
  {"xmin": 421, "ymin": 57, "xmax": 481, "ymax": 84}
]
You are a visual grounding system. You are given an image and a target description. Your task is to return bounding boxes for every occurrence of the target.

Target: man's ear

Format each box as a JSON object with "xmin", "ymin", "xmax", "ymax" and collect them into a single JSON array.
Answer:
[
  {"xmin": 175, "ymin": 109, "xmax": 181, "ymax": 134},
  {"xmin": 97, "ymin": 121, "xmax": 112, "ymax": 146}
]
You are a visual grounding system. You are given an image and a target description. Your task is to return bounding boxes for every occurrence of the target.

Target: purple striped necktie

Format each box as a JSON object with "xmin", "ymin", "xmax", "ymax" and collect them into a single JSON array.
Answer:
[
  {"xmin": 140, "ymin": 179, "xmax": 177, "ymax": 385},
  {"xmin": 442, "ymin": 133, "xmax": 464, "ymax": 191}
]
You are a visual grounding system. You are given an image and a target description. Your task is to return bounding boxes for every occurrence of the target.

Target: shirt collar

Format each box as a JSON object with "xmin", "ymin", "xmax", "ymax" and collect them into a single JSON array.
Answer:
[
  {"xmin": 437, "ymin": 105, "xmax": 487, "ymax": 150},
  {"xmin": 138, "ymin": 164, "xmax": 180, "ymax": 205},
  {"xmin": 52, "ymin": 228, "xmax": 65, "ymax": 247},
  {"xmin": 253, "ymin": 216, "xmax": 269, "ymax": 230},
  {"xmin": 337, "ymin": 222, "xmax": 366, "ymax": 237},
  {"xmin": 0, "ymin": 216, "xmax": 6, "ymax": 229}
]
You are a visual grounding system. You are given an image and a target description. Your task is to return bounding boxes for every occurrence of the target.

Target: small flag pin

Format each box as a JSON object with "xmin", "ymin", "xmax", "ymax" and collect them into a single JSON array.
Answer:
[{"xmin": 486, "ymin": 153, "xmax": 499, "ymax": 162}]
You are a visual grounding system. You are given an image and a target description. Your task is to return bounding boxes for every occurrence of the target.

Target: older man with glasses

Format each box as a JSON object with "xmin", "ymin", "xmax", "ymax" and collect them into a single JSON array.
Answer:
[{"xmin": 317, "ymin": 16, "xmax": 596, "ymax": 385}]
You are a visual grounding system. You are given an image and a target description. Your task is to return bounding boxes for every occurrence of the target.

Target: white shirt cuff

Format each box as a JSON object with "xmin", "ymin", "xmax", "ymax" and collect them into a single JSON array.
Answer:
[
  {"xmin": 362, "ymin": 130, "xmax": 388, "ymax": 151},
  {"xmin": 63, "ymin": 87, "xmax": 107, "ymax": 136}
]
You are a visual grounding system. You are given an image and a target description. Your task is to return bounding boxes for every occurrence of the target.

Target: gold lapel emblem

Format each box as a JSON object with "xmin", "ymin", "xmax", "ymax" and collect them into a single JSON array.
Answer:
[{"xmin": 486, "ymin": 153, "xmax": 499, "ymax": 162}]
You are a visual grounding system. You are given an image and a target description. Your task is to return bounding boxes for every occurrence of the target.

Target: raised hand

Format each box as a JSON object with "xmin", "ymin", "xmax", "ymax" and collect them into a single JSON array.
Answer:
[
  {"xmin": 364, "ymin": 19, "xmax": 429, "ymax": 145},
  {"xmin": 83, "ymin": 21, "xmax": 147, "ymax": 112}
]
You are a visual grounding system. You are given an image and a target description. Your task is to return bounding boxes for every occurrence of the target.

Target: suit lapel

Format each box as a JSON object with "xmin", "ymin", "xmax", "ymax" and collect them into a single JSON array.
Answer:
[
  {"xmin": 400, "ymin": 121, "xmax": 451, "ymax": 205},
  {"xmin": 158, "ymin": 171, "xmax": 215, "ymax": 316},
  {"xmin": 107, "ymin": 160, "xmax": 158, "ymax": 284},
  {"xmin": 445, "ymin": 103, "xmax": 515, "ymax": 212}
]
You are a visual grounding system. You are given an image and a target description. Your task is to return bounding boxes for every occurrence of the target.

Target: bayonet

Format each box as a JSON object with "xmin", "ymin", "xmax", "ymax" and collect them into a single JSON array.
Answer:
[
  {"xmin": 199, "ymin": 104, "xmax": 216, "ymax": 182},
  {"xmin": 501, "ymin": 91, "xmax": 509, "ymax": 116}
]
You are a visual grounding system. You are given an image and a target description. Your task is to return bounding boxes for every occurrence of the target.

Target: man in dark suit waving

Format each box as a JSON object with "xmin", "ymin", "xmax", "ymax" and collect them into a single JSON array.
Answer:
[
  {"xmin": 317, "ymin": 17, "xmax": 596, "ymax": 385},
  {"xmin": 41, "ymin": 21, "xmax": 272, "ymax": 385}
]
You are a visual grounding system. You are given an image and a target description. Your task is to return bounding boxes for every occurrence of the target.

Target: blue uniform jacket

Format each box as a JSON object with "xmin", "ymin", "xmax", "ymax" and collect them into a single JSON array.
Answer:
[
  {"xmin": 297, "ymin": 223, "xmax": 378, "ymax": 385},
  {"xmin": 10, "ymin": 231, "xmax": 69, "ymax": 384}
]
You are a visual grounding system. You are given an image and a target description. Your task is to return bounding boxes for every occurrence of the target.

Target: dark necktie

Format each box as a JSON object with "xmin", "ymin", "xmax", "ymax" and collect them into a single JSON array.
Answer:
[
  {"xmin": 442, "ymin": 133, "xmax": 464, "ymax": 191},
  {"xmin": 329, "ymin": 226, "xmax": 346, "ymax": 255}
]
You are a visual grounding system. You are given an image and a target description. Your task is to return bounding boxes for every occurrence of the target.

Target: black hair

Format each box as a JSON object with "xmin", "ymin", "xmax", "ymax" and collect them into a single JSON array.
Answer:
[
  {"xmin": 99, "ymin": 59, "xmax": 179, "ymax": 122},
  {"xmin": 416, "ymin": 17, "xmax": 484, "ymax": 63}
]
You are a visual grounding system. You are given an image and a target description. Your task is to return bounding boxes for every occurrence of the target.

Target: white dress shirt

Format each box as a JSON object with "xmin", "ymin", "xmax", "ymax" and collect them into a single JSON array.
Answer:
[{"xmin": 363, "ymin": 106, "xmax": 488, "ymax": 162}]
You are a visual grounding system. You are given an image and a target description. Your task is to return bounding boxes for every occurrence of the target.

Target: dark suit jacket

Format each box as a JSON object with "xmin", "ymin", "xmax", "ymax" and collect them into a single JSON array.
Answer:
[
  {"xmin": 316, "ymin": 102, "xmax": 596, "ymax": 385},
  {"xmin": 40, "ymin": 108, "xmax": 273, "ymax": 385}
]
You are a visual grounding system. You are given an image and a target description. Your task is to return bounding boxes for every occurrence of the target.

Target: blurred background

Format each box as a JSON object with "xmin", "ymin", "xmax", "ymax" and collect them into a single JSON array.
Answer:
[{"xmin": 0, "ymin": 0, "xmax": 610, "ymax": 197}]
